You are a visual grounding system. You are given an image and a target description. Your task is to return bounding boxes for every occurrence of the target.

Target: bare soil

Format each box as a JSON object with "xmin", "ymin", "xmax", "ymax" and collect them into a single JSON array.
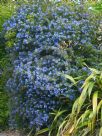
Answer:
[{"xmin": 0, "ymin": 130, "xmax": 22, "ymax": 136}]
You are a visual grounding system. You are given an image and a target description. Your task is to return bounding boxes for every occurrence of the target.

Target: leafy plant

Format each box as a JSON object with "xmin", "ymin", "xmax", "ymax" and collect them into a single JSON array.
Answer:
[
  {"xmin": 3, "ymin": 0, "xmax": 102, "ymax": 131},
  {"xmin": 50, "ymin": 67, "xmax": 102, "ymax": 136}
]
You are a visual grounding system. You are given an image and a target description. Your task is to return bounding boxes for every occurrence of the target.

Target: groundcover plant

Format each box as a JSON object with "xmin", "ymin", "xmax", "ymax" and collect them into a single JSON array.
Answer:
[{"xmin": 3, "ymin": 1, "xmax": 102, "ymax": 131}]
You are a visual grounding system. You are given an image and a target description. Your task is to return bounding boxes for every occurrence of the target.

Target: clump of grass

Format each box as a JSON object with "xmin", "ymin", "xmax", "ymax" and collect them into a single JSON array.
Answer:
[
  {"xmin": 37, "ymin": 67, "xmax": 102, "ymax": 136},
  {"xmin": 58, "ymin": 67, "xmax": 102, "ymax": 136}
]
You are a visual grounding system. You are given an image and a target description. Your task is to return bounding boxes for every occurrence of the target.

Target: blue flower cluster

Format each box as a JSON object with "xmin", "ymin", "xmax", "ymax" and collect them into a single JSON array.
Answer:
[
  {"xmin": 4, "ymin": 4, "xmax": 97, "ymax": 52},
  {"xmin": 7, "ymin": 47, "xmax": 74, "ymax": 128},
  {"xmin": 4, "ymin": 3, "xmax": 100, "ymax": 129}
]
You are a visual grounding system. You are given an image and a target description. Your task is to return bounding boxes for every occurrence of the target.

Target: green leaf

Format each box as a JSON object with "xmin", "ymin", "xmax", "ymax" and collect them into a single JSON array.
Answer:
[
  {"xmin": 71, "ymin": 98, "xmax": 79, "ymax": 115},
  {"xmin": 53, "ymin": 110, "xmax": 66, "ymax": 122},
  {"xmin": 82, "ymin": 128, "xmax": 90, "ymax": 136},
  {"xmin": 89, "ymin": 68, "xmax": 99, "ymax": 74},
  {"xmin": 35, "ymin": 128, "xmax": 49, "ymax": 136},
  {"xmin": 92, "ymin": 91, "xmax": 98, "ymax": 115},
  {"xmin": 78, "ymin": 83, "xmax": 89, "ymax": 113},
  {"xmin": 82, "ymin": 74, "xmax": 94, "ymax": 88},
  {"xmin": 48, "ymin": 110, "xmax": 66, "ymax": 136},
  {"xmin": 27, "ymin": 128, "xmax": 33, "ymax": 136},
  {"xmin": 88, "ymin": 82, "xmax": 94, "ymax": 99},
  {"xmin": 101, "ymin": 107, "xmax": 102, "ymax": 126},
  {"xmin": 57, "ymin": 120, "xmax": 67, "ymax": 136},
  {"xmin": 97, "ymin": 100, "xmax": 102, "ymax": 115},
  {"xmin": 81, "ymin": 110, "xmax": 91, "ymax": 124},
  {"xmin": 62, "ymin": 74, "xmax": 76, "ymax": 84},
  {"xmin": 99, "ymin": 127, "xmax": 102, "ymax": 136}
]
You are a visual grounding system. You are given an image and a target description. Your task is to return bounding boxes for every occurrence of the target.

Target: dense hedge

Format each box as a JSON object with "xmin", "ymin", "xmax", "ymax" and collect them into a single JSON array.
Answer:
[{"xmin": 3, "ymin": 2, "xmax": 102, "ymax": 130}]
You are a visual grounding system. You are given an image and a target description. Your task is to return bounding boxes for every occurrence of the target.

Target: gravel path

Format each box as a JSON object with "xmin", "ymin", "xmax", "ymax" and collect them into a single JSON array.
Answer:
[
  {"xmin": 0, "ymin": 134, "xmax": 6, "ymax": 136},
  {"xmin": 0, "ymin": 131, "xmax": 21, "ymax": 136}
]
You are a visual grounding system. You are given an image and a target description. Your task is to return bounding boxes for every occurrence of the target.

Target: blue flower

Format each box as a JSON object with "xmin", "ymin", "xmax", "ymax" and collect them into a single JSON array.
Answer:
[
  {"xmin": 23, "ymin": 39, "xmax": 28, "ymax": 44},
  {"xmin": 5, "ymin": 3, "xmax": 99, "ymax": 129}
]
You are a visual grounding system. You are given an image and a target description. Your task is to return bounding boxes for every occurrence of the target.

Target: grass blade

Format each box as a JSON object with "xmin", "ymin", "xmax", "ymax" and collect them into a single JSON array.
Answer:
[
  {"xmin": 88, "ymin": 82, "xmax": 94, "ymax": 99},
  {"xmin": 92, "ymin": 91, "xmax": 98, "ymax": 115},
  {"xmin": 63, "ymin": 74, "xmax": 76, "ymax": 84},
  {"xmin": 35, "ymin": 128, "xmax": 49, "ymax": 136}
]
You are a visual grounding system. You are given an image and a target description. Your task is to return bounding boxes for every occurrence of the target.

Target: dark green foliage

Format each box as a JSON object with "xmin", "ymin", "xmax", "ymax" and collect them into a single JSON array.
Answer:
[
  {"xmin": 0, "ymin": 32, "xmax": 11, "ymax": 129},
  {"xmin": 0, "ymin": 2, "xmax": 14, "ymax": 130}
]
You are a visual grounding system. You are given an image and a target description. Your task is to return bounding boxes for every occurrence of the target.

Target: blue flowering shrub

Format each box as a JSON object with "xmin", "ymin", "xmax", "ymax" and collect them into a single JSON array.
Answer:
[{"xmin": 3, "ymin": 2, "xmax": 102, "ymax": 130}]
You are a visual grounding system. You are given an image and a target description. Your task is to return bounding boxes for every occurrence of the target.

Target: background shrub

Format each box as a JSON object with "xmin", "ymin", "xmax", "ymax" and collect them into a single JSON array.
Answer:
[
  {"xmin": 0, "ymin": 1, "xmax": 15, "ymax": 130},
  {"xmin": 3, "ymin": 2, "xmax": 102, "ymax": 130}
]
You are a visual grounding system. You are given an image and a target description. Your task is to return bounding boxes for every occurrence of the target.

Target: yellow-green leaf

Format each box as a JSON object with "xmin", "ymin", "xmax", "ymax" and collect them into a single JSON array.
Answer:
[
  {"xmin": 57, "ymin": 120, "xmax": 67, "ymax": 136},
  {"xmin": 92, "ymin": 91, "xmax": 98, "ymax": 115},
  {"xmin": 99, "ymin": 127, "xmax": 102, "ymax": 136},
  {"xmin": 88, "ymin": 82, "xmax": 94, "ymax": 99},
  {"xmin": 35, "ymin": 128, "xmax": 49, "ymax": 136},
  {"xmin": 97, "ymin": 100, "xmax": 102, "ymax": 115},
  {"xmin": 78, "ymin": 83, "xmax": 90, "ymax": 113},
  {"xmin": 63, "ymin": 74, "xmax": 76, "ymax": 84},
  {"xmin": 81, "ymin": 110, "xmax": 91, "ymax": 124}
]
